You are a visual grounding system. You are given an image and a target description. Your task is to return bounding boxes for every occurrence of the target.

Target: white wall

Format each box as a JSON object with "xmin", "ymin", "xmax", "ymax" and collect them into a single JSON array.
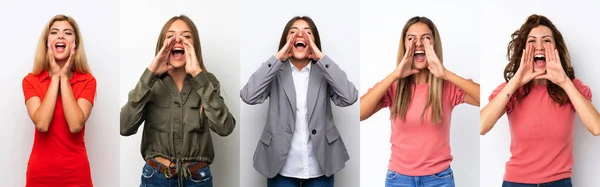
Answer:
[
  {"xmin": 480, "ymin": 0, "xmax": 600, "ymax": 186},
  {"xmin": 0, "ymin": 0, "xmax": 120, "ymax": 186},
  {"xmin": 119, "ymin": 0, "xmax": 240, "ymax": 186},
  {"xmin": 360, "ymin": 0, "xmax": 481, "ymax": 186},
  {"xmin": 240, "ymin": 0, "xmax": 361, "ymax": 186}
]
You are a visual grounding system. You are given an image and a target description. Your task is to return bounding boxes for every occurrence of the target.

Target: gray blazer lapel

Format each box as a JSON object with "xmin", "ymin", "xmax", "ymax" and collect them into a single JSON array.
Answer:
[
  {"xmin": 307, "ymin": 63, "xmax": 324, "ymax": 123},
  {"xmin": 280, "ymin": 61, "xmax": 297, "ymax": 119}
]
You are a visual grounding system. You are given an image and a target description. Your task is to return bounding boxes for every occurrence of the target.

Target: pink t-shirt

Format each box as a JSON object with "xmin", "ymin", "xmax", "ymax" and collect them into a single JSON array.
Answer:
[
  {"xmin": 376, "ymin": 80, "xmax": 466, "ymax": 176},
  {"xmin": 489, "ymin": 78, "xmax": 592, "ymax": 184}
]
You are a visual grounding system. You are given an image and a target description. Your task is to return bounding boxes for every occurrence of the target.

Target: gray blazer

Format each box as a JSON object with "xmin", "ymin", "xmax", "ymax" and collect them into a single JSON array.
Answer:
[{"xmin": 240, "ymin": 55, "xmax": 358, "ymax": 178}]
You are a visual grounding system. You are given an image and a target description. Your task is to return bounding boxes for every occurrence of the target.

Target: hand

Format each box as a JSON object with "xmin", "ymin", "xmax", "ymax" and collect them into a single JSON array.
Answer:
[
  {"xmin": 148, "ymin": 36, "xmax": 176, "ymax": 75},
  {"xmin": 47, "ymin": 44, "xmax": 61, "ymax": 78},
  {"xmin": 424, "ymin": 38, "xmax": 446, "ymax": 79},
  {"xmin": 512, "ymin": 43, "xmax": 545, "ymax": 87},
  {"xmin": 535, "ymin": 43, "xmax": 568, "ymax": 86},
  {"xmin": 60, "ymin": 42, "xmax": 75, "ymax": 78},
  {"xmin": 393, "ymin": 40, "xmax": 419, "ymax": 79},
  {"xmin": 181, "ymin": 35, "xmax": 203, "ymax": 77},
  {"xmin": 275, "ymin": 32, "xmax": 296, "ymax": 61},
  {"xmin": 304, "ymin": 30, "xmax": 324, "ymax": 61}
]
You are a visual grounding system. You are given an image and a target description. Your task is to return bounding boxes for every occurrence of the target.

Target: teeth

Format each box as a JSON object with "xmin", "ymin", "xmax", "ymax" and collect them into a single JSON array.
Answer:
[
  {"xmin": 415, "ymin": 51, "xmax": 425, "ymax": 54},
  {"xmin": 173, "ymin": 48, "xmax": 183, "ymax": 50},
  {"xmin": 535, "ymin": 55, "xmax": 544, "ymax": 58},
  {"xmin": 56, "ymin": 44, "xmax": 65, "ymax": 47},
  {"xmin": 295, "ymin": 41, "xmax": 305, "ymax": 45}
]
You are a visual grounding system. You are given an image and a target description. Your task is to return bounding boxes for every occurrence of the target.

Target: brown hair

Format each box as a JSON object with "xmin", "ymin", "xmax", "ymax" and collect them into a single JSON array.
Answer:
[
  {"xmin": 155, "ymin": 15, "xmax": 206, "ymax": 71},
  {"xmin": 392, "ymin": 16, "xmax": 444, "ymax": 124},
  {"xmin": 278, "ymin": 16, "xmax": 321, "ymax": 53},
  {"xmin": 504, "ymin": 14, "xmax": 574, "ymax": 105},
  {"xmin": 32, "ymin": 14, "xmax": 90, "ymax": 74}
]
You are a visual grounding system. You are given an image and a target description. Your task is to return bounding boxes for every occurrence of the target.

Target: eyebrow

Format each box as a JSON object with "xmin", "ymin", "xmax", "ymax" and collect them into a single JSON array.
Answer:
[
  {"xmin": 528, "ymin": 35, "xmax": 553, "ymax": 39},
  {"xmin": 406, "ymin": 33, "xmax": 432, "ymax": 37},
  {"xmin": 166, "ymin": 30, "xmax": 192, "ymax": 34},
  {"xmin": 290, "ymin": 26, "xmax": 311, "ymax": 30},
  {"xmin": 49, "ymin": 28, "xmax": 73, "ymax": 32}
]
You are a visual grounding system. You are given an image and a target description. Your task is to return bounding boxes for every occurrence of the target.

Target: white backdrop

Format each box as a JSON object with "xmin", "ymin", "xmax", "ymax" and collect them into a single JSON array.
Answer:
[
  {"xmin": 360, "ymin": 0, "xmax": 481, "ymax": 186},
  {"xmin": 480, "ymin": 0, "xmax": 600, "ymax": 186},
  {"xmin": 0, "ymin": 0, "xmax": 120, "ymax": 186},
  {"xmin": 240, "ymin": 0, "xmax": 361, "ymax": 186},
  {"xmin": 119, "ymin": 0, "xmax": 240, "ymax": 186}
]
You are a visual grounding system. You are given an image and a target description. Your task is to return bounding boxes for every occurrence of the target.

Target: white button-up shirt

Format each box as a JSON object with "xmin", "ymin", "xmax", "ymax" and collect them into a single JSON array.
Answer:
[{"xmin": 280, "ymin": 62, "xmax": 323, "ymax": 179}]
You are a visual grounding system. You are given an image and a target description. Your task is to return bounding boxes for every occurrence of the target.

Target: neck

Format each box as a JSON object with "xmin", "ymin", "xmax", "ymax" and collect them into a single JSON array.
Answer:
[
  {"xmin": 56, "ymin": 60, "xmax": 67, "ymax": 69},
  {"xmin": 412, "ymin": 70, "xmax": 429, "ymax": 85},
  {"xmin": 290, "ymin": 58, "xmax": 310, "ymax": 70},
  {"xmin": 533, "ymin": 79, "xmax": 547, "ymax": 85}
]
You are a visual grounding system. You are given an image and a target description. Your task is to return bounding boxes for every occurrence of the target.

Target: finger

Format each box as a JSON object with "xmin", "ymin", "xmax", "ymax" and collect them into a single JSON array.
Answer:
[
  {"xmin": 554, "ymin": 49, "xmax": 560, "ymax": 64},
  {"xmin": 410, "ymin": 69, "xmax": 420, "ymax": 75}
]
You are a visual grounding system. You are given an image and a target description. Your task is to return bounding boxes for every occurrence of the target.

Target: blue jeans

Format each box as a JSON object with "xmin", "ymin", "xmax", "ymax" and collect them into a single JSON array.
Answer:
[
  {"xmin": 140, "ymin": 161, "xmax": 213, "ymax": 187},
  {"xmin": 385, "ymin": 167, "xmax": 455, "ymax": 187},
  {"xmin": 502, "ymin": 178, "xmax": 572, "ymax": 187},
  {"xmin": 267, "ymin": 174, "xmax": 334, "ymax": 187}
]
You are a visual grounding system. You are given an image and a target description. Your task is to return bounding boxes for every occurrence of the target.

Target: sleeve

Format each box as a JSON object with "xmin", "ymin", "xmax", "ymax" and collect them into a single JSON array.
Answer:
[
  {"xmin": 444, "ymin": 80, "xmax": 467, "ymax": 107},
  {"xmin": 79, "ymin": 76, "xmax": 97, "ymax": 105},
  {"xmin": 315, "ymin": 55, "xmax": 358, "ymax": 107},
  {"xmin": 239, "ymin": 56, "xmax": 284, "ymax": 105},
  {"xmin": 120, "ymin": 68, "xmax": 157, "ymax": 136},
  {"xmin": 22, "ymin": 75, "xmax": 38, "ymax": 103},
  {"xmin": 368, "ymin": 81, "xmax": 395, "ymax": 108},
  {"xmin": 572, "ymin": 78, "xmax": 592, "ymax": 101},
  {"xmin": 488, "ymin": 82, "xmax": 516, "ymax": 113},
  {"xmin": 192, "ymin": 71, "xmax": 236, "ymax": 136}
]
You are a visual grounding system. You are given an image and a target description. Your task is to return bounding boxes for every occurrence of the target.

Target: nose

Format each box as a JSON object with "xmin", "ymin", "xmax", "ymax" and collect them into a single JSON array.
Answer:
[
  {"xmin": 534, "ymin": 41, "xmax": 544, "ymax": 51},
  {"xmin": 415, "ymin": 38, "xmax": 424, "ymax": 47}
]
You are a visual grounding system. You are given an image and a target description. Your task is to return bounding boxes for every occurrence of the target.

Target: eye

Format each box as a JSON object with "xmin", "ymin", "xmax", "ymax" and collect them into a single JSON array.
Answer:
[
  {"xmin": 49, "ymin": 31, "xmax": 57, "ymax": 35},
  {"xmin": 65, "ymin": 32, "xmax": 73, "ymax": 35},
  {"xmin": 527, "ymin": 40, "xmax": 535, "ymax": 43},
  {"xmin": 184, "ymin": 35, "xmax": 192, "ymax": 39},
  {"xmin": 408, "ymin": 37, "xmax": 413, "ymax": 41},
  {"xmin": 543, "ymin": 39, "xmax": 552, "ymax": 43},
  {"xmin": 166, "ymin": 35, "xmax": 173, "ymax": 39}
]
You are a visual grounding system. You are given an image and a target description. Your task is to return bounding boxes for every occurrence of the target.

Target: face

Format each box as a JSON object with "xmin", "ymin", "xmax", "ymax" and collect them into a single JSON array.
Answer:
[
  {"xmin": 288, "ymin": 20, "xmax": 315, "ymax": 60},
  {"xmin": 165, "ymin": 19, "xmax": 194, "ymax": 68},
  {"xmin": 47, "ymin": 21, "xmax": 76, "ymax": 61},
  {"xmin": 405, "ymin": 22, "xmax": 433, "ymax": 70},
  {"xmin": 527, "ymin": 25, "xmax": 555, "ymax": 72}
]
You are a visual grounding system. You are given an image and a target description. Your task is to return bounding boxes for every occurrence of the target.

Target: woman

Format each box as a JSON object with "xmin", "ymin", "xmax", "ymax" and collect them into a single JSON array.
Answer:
[
  {"xmin": 22, "ymin": 15, "xmax": 96, "ymax": 187},
  {"xmin": 480, "ymin": 14, "xmax": 600, "ymax": 187},
  {"xmin": 360, "ymin": 16, "xmax": 480, "ymax": 187},
  {"xmin": 120, "ymin": 15, "xmax": 236, "ymax": 187},
  {"xmin": 240, "ymin": 16, "xmax": 358, "ymax": 187}
]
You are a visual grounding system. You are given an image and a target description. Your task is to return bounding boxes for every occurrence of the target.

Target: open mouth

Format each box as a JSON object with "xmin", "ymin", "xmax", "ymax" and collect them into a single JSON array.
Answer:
[
  {"xmin": 294, "ymin": 41, "xmax": 306, "ymax": 51},
  {"xmin": 171, "ymin": 47, "xmax": 185, "ymax": 60},
  {"xmin": 55, "ymin": 43, "xmax": 66, "ymax": 52},
  {"xmin": 414, "ymin": 51, "xmax": 425, "ymax": 62},
  {"xmin": 534, "ymin": 54, "xmax": 546, "ymax": 67}
]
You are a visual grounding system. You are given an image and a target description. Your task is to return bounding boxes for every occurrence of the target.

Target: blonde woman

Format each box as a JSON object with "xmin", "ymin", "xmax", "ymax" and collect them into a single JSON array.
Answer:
[
  {"xmin": 22, "ymin": 14, "xmax": 96, "ymax": 186},
  {"xmin": 120, "ymin": 15, "xmax": 235, "ymax": 186},
  {"xmin": 360, "ymin": 16, "xmax": 479, "ymax": 187}
]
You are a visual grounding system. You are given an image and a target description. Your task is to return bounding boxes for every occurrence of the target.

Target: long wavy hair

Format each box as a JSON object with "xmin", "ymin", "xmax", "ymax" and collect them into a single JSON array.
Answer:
[
  {"xmin": 32, "ymin": 14, "xmax": 90, "ymax": 74},
  {"xmin": 391, "ymin": 16, "xmax": 444, "ymax": 124},
  {"xmin": 155, "ymin": 15, "xmax": 206, "ymax": 71},
  {"xmin": 278, "ymin": 16, "xmax": 322, "ymax": 58},
  {"xmin": 504, "ymin": 14, "xmax": 574, "ymax": 105}
]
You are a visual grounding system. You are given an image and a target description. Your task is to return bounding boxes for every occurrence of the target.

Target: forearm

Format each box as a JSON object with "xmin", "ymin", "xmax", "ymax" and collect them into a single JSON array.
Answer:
[
  {"xmin": 240, "ymin": 56, "xmax": 281, "ymax": 104},
  {"xmin": 60, "ymin": 78, "xmax": 86, "ymax": 133},
  {"xmin": 445, "ymin": 70, "xmax": 480, "ymax": 105},
  {"xmin": 32, "ymin": 77, "xmax": 60, "ymax": 132},
  {"xmin": 562, "ymin": 80, "xmax": 600, "ymax": 135},
  {"xmin": 480, "ymin": 80, "xmax": 518, "ymax": 135},
  {"xmin": 315, "ymin": 56, "xmax": 358, "ymax": 106},
  {"xmin": 360, "ymin": 73, "xmax": 396, "ymax": 121},
  {"xmin": 195, "ymin": 72, "xmax": 235, "ymax": 136}
]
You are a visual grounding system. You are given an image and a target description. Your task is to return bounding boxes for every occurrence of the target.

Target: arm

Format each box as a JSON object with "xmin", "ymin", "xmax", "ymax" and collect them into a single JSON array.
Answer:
[
  {"xmin": 360, "ymin": 73, "xmax": 396, "ymax": 121},
  {"xmin": 120, "ymin": 69, "xmax": 156, "ymax": 136},
  {"xmin": 24, "ymin": 77, "xmax": 60, "ymax": 132},
  {"xmin": 562, "ymin": 80, "xmax": 600, "ymax": 136},
  {"xmin": 480, "ymin": 81, "xmax": 519, "ymax": 135},
  {"xmin": 315, "ymin": 56, "xmax": 358, "ymax": 107},
  {"xmin": 239, "ymin": 56, "xmax": 283, "ymax": 105},
  {"xmin": 444, "ymin": 71, "xmax": 480, "ymax": 106},
  {"xmin": 193, "ymin": 72, "xmax": 236, "ymax": 136},
  {"xmin": 60, "ymin": 76, "xmax": 95, "ymax": 133}
]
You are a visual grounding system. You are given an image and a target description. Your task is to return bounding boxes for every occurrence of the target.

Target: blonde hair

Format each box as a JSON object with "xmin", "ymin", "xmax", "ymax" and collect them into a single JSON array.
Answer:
[
  {"xmin": 32, "ymin": 14, "xmax": 90, "ymax": 75},
  {"xmin": 392, "ymin": 16, "xmax": 444, "ymax": 124}
]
